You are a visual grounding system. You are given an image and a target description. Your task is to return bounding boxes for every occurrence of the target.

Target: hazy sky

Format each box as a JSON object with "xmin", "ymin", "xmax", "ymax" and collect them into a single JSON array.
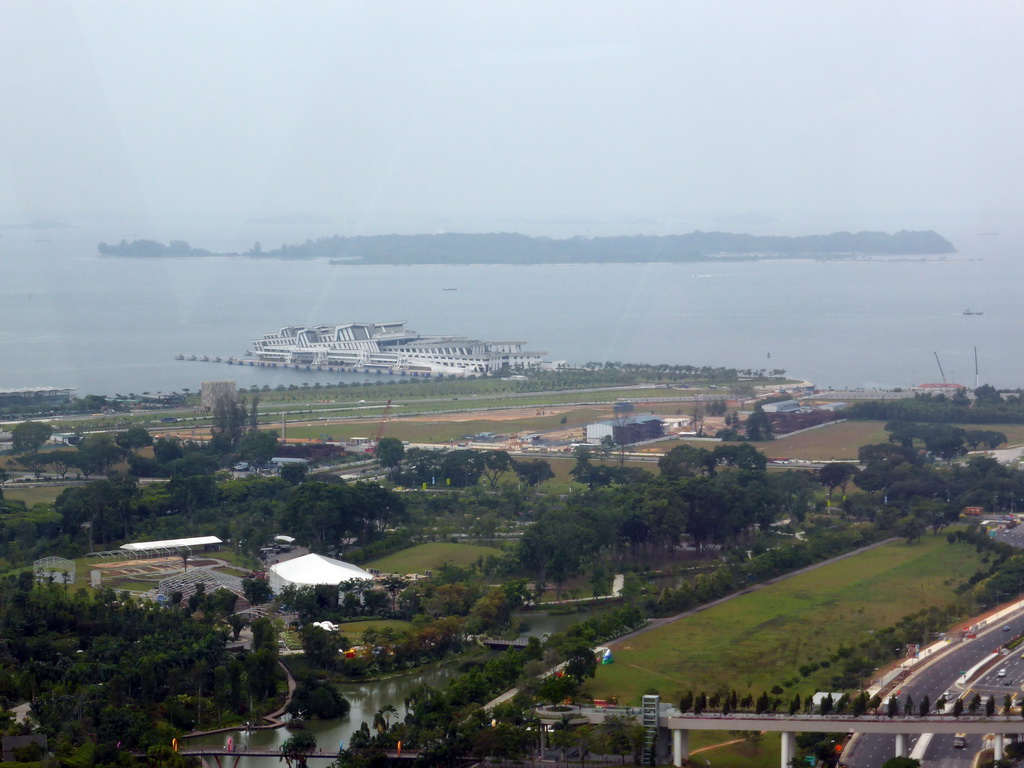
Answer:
[{"xmin": 2, "ymin": 1, "xmax": 1022, "ymax": 237}]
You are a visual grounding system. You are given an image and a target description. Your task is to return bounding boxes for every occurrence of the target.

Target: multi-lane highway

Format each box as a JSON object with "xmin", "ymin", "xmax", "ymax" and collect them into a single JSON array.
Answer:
[{"xmin": 843, "ymin": 611, "xmax": 1024, "ymax": 767}]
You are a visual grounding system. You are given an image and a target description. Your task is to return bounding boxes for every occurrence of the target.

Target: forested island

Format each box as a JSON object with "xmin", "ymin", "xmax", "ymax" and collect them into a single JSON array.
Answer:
[{"xmin": 97, "ymin": 229, "xmax": 956, "ymax": 264}]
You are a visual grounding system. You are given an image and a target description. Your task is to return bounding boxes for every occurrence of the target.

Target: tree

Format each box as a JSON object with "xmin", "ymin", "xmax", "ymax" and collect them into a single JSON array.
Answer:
[
  {"xmin": 564, "ymin": 641, "xmax": 598, "ymax": 683},
  {"xmin": 513, "ymin": 458, "xmax": 554, "ymax": 486},
  {"xmin": 952, "ymin": 697, "xmax": 963, "ymax": 718},
  {"xmin": 974, "ymin": 383, "xmax": 1001, "ymax": 403},
  {"xmin": 880, "ymin": 759, "xmax": 920, "ymax": 768},
  {"xmin": 11, "ymin": 421, "xmax": 54, "ymax": 454},
  {"xmin": 898, "ymin": 515, "xmax": 925, "ymax": 544},
  {"xmin": 243, "ymin": 577, "xmax": 274, "ymax": 605},
  {"xmin": 115, "ymin": 426, "xmax": 153, "ymax": 453},
  {"xmin": 376, "ymin": 437, "xmax": 405, "ymax": 470},
  {"xmin": 658, "ymin": 445, "xmax": 713, "ymax": 479},
  {"xmin": 280, "ymin": 462, "xmax": 307, "ymax": 485},
  {"xmin": 299, "ymin": 625, "xmax": 346, "ymax": 670},
  {"xmin": 288, "ymin": 679, "xmax": 350, "ymax": 720},
  {"xmin": 75, "ymin": 434, "xmax": 127, "ymax": 477},
  {"xmin": 238, "ymin": 429, "xmax": 279, "ymax": 465},
  {"xmin": 679, "ymin": 691, "xmax": 693, "ymax": 712},
  {"xmin": 227, "ymin": 613, "xmax": 248, "ymax": 641},
  {"xmin": 153, "ymin": 437, "xmax": 185, "ymax": 464},
  {"xmin": 744, "ymin": 406, "xmax": 774, "ymax": 441},
  {"xmin": 789, "ymin": 694, "xmax": 802, "ymax": 715},
  {"xmin": 19, "ymin": 452, "xmax": 51, "ymax": 479},
  {"xmin": 440, "ymin": 450, "xmax": 485, "ymax": 488},
  {"xmin": 281, "ymin": 730, "xmax": 317, "ymax": 768},
  {"xmin": 209, "ymin": 396, "xmax": 249, "ymax": 453},
  {"xmin": 968, "ymin": 693, "xmax": 981, "ymax": 714},
  {"xmin": 480, "ymin": 450, "xmax": 513, "ymax": 489},
  {"xmin": 47, "ymin": 452, "xmax": 73, "ymax": 479},
  {"xmin": 819, "ymin": 693, "xmax": 833, "ymax": 716},
  {"xmin": 887, "ymin": 696, "xmax": 898, "ymax": 718},
  {"xmin": 570, "ymin": 446, "xmax": 596, "ymax": 488},
  {"xmin": 380, "ymin": 574, "xmax": 408, "ymax": 613},
  {"xmin": 852, "ymin": 691, "xmax": 867, "ymax": 717},
  {"xmin": 538, "ymin": 674, "xmax": 577, "ymax": 706},
  {"xmin": 818, "ymin": 463, "xmax": 858, "ymax": 507}
]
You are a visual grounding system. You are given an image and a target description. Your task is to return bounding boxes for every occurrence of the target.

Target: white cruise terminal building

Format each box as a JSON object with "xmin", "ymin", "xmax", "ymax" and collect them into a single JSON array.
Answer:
[{"xmin": 250, "ymin": 321, "xmax": 546, "ymax": 376}]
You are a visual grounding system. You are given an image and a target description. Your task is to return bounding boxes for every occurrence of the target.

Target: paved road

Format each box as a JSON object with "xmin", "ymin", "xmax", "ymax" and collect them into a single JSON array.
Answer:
[{"xmin": 843, "ymin": 609, "xmax": 1024, "ymax": 767}]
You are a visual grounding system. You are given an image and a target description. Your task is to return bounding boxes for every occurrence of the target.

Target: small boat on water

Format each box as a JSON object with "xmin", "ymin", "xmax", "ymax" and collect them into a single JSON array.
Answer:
[{"xmin": 963, "ymin": 309, "xmax": 984, "ymax": 316}]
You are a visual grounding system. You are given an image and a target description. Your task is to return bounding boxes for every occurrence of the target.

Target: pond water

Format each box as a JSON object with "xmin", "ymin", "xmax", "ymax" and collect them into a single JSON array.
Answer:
[
  {"xmin": 190, "ymin": 604, "xmax": 614, "ymax": 763},
  {"xmin": 513, "ymin": 605, "xmax": 608, "ymax": 637},
  {"xmin": 192, "ymin": 663, "xmax": 460, "ymax": 761}
]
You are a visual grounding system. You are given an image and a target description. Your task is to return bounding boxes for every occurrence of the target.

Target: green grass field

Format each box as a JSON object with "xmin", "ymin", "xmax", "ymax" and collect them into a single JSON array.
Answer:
[
  {"xmin": 591, "ymin": 534, "xmax": 982, "ymax": 706},
  {"xmin": 365, "ymin": 542, "xmax": 504, "ymax": 574},
  {"xmin": 332, "ymin": 619, "xmax": 413, "ymax": 636},
  {"xmin": 280, "ymin": 407, "xmax": 612, "ymax": 444},
  {"xmin": 2, "ymin": 485, "xmax": 67, "ymax": 506},
  {"xmin": 540, "ymin": 456, "xmax": 659, "ymax": 489}
]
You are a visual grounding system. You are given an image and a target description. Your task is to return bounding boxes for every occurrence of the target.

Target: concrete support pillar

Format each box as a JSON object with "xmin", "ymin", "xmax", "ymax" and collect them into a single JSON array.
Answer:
[
  {"xmin": 539, "ymin": 724, "xmax": 546, "ymax": 756},
  {"xmin": 780, "ymin": 731, "xmax": 796, "ymax": 768},
  {"xmin": 672, "ymin": 730, "xmax": 689, "ymax": 767},
  {"xmin": 894, "ymin": 734, "xmax": 907, "ymax": 758},
  {"xmin": 995, "ymin": 734, "xmax": 1005, "ymax": 762}
]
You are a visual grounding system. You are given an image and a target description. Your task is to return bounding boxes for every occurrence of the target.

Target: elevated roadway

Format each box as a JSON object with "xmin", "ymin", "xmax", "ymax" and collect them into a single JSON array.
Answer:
[{"xmin": 843, "ymin": 600, "xmax": 1024, "ymax": 767}]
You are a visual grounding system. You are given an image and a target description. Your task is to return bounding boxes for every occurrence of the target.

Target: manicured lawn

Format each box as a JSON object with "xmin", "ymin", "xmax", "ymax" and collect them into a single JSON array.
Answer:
[
  {"xmin": 2, "ymin": 484, "xmax": 68, "ymax": 506},
  {"xmin": 333, "ymin": 619, "xmax": 413, "ymax": 636},
  {"xmin": 955, "ymin": 423, "xmax": 1024, "ymax": 446},
  {"xmin": 540, "ymin": 456, "xmax": 659, "ymax": 490},
  {"xmin": 591, "ymin": 533, "xmax": 983, "ymax": 706},
  {"xmin": 676, "ymin": 731, "xmax": 783, "ymax": 768},
  {"xmin": 770, "ymin": 420, "xmax": 890, "ymax": 460},
  {"xmin": 365, "ymin": 542, "xmax": 504, "ymax": 574}
]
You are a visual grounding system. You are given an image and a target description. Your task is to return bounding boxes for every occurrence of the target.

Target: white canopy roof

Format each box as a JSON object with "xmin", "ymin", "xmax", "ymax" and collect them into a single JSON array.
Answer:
[
  {"xmin": 269, "ymin": 553, "xmax": 372, "ymax": 588},
  {"xmin": 120, "ymin": 536, "xmax": 223, "ymax": 551}
]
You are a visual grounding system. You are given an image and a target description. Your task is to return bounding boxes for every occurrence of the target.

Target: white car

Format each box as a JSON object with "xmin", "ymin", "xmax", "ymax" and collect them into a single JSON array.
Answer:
[{"xmin": 999, "ymin": 668, "xmax": 1008, "ymax": 677}]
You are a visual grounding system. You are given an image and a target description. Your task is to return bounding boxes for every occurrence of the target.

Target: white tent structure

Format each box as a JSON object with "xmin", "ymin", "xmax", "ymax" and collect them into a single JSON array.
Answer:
[{"xmin": 268, "ymin": 553, "xmax": 373, "ymax": 594}]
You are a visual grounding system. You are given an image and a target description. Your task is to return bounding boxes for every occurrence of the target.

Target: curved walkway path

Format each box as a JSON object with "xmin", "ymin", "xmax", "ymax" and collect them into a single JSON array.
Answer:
[{"xmin": 182, "ymin": 659, "xmax": 298, "ymax": 740}]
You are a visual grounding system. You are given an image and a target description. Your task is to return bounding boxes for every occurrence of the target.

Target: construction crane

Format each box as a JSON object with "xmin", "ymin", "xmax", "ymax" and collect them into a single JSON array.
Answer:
[
  {"xmin": 934, "ymin": 351, "xmax": 947, "ymax": 385},
  {"xmin": 371, "ymin": 399, "xmax": 392, "ymax": 452}
]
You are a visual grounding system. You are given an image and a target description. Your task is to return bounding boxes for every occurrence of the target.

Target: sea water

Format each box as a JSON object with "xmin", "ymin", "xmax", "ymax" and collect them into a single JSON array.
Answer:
[{"xmin": 1, "ymin": 226, "xmax": 1019, "ymax": 395}]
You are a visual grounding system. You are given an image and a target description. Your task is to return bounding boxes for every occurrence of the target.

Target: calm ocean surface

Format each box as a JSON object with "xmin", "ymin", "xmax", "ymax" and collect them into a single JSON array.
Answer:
[{"xmin": 1, "ymin": 227, "xmax": 1019, "ymax": 396}]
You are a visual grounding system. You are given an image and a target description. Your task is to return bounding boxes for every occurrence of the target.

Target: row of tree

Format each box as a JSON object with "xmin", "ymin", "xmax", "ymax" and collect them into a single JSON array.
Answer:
[{"xmin": 0, "ymin": 573, "xmax": 285, "ymax": 756}]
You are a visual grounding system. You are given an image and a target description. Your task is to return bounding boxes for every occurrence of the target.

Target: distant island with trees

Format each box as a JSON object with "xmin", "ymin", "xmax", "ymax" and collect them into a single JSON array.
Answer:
[{"xmin": 97, "ymin": 229, "xmax": 956, "ymax": 264}]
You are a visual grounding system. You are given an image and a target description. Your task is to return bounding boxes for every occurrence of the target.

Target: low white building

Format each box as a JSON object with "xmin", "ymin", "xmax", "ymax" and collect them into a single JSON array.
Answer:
[
  {"xmin": 761, "ymin": 399, "xmax": 802, "ymax": 414},
  {"xmin": 120, "ymin": 536, "xmax": 223, "ymax": 555},
  {"xmin": 268, "ymin": 553, "xmax": 373, "ymax": 594}
]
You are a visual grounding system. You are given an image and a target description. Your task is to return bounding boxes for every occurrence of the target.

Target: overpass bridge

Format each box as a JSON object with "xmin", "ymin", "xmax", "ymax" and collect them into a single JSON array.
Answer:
[
  {"xmin": 536, "ymin": 696, "xmax": 1024, "ymax": 767},
  {"xmin": 170, "ymin": 747, "xmax": 420, "ymax": 768}
]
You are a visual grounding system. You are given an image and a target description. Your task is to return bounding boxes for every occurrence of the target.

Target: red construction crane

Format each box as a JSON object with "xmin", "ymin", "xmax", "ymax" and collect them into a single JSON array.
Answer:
[{"xmin": 371, "ymin": 399, "xmax": 392, "ymax": 450}]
